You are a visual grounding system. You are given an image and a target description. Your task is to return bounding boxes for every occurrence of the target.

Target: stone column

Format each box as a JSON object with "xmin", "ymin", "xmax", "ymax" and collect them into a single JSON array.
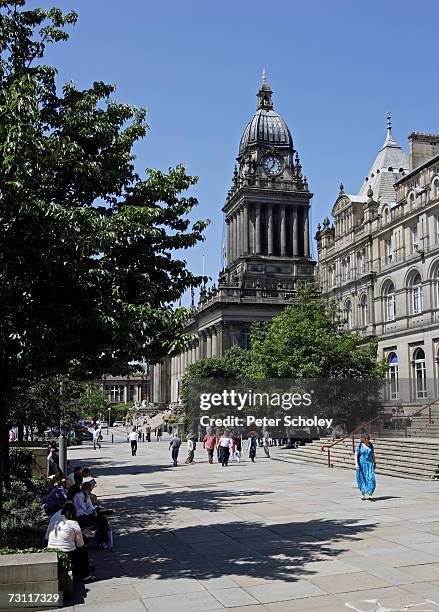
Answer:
[
  {"xmin": 255, "ymin": 204, "xmax": 261, "ymax": 254},
  {"xmin": 226, "ymin": 218, "xmax": 231, "ymax": 265},
  {"xmin": 211, "ymin": 328, "xmax": 218, "ymax": 357},
  {"xmin": 216, "ymin": 325, "xmax": 224, "ymax": 357},
  {"xmin": 304, "ymin": 207, "xmax": 310, "ymax": 257},
  {"xmin": 292, "ymin": 207, "xmax": 298, "ymax": 256},
  {"xmin": 230, "ymin": 215, "xmax": 235, "ymax": 262},
  {"xmin": 206, "ymin": 331, "xmax": 212, "ymax": 358},
  {"xmin": 267, "ymin": 204, "xmax": 274, "ymax": 255},
  {"xmin": 233, "ymin": 212, "xmax": 238, "ymax": 260},
  {"xmin": 249, "ymin": 204, "xmax": 255, "ymax": 253},
  {"xmin": 236, "ymin": 208, "xmax": 242, "ymax": 258},
  {"xmin": 243, "ymin": 204, "xmax": 249, "ymax": 254},
  {"xmin": 280, "ymin": 205, "xmax": 287, "ymax": 255}
]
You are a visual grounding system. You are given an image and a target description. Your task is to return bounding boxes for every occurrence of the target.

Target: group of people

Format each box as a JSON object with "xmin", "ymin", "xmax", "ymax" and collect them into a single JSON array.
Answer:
[
  {"xmin": 44, "ymin": 463, "xmax": 112, "ymax": 583},
  {"xmin": 167, "ymin": 430, "xmax": 262, "ymax": 467}
]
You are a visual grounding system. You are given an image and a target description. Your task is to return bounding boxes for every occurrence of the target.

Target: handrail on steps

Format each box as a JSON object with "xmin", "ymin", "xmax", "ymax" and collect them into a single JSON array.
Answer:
[{"xmin": 321, "ymin": 397, "xmax": 439, "ymax": 468}]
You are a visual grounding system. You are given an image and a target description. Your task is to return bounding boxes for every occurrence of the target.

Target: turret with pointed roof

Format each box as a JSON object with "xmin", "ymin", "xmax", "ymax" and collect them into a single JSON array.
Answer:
[{"xmin": 358, "ymin": 113, "xmax": 409, "ymax": 205}]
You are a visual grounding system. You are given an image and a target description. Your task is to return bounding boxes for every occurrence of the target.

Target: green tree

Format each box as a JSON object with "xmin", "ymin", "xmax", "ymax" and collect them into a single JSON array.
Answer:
[
  {"xmin": 0, "ymin": 1, "xmax": 208, "ymax": 518},
  {"xmin": 248, "ymin": 284, "xmax": 385, "ymax": 379},
  {"xmin": 181, "ymin": 345, "xmax": 250, "ymax": 409}
]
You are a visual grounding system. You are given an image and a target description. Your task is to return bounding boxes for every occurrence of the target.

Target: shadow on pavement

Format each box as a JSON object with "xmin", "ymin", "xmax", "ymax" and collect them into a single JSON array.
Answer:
[{"xmin": 72, "ymin": 486, "xmax": 377, "ymax": 605}]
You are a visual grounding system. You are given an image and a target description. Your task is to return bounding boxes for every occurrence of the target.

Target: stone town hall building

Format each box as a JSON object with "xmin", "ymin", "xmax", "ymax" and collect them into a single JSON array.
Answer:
[
  {"xmin": 316, "ymin": 119, "xmax": 439, "ymax": 405},
  {"xmin": 152, "ymin": 74, "xmax": 315, "ymax": 404}
]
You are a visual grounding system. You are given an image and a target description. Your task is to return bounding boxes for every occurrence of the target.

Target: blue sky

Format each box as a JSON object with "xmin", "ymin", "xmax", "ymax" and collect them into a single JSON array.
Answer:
[{"xmin": 32, "ymin": 0, "xmax": 439, "ymax": 303}]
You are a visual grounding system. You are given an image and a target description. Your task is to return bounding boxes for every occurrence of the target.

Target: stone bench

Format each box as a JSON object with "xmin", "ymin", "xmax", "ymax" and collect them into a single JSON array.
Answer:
[{"xmin": 0, "ymin": 552, "xmax": 59, "ymax": 610}]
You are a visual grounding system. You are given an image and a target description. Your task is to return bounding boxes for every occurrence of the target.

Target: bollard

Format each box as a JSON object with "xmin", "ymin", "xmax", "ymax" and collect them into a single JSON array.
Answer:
[
  {"xmin": 58, "ymin": 435, "xmax": 67, "ymax": 476},
  {"xmin": 112, "ymin": 434, "xmax": 114, "ymax": 444}
]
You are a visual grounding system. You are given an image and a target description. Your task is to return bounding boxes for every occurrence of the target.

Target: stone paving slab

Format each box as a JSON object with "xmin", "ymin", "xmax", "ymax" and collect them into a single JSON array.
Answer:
[{"xmin": 56, "ymin": 434, "xmax": 439, "ymax": 611}]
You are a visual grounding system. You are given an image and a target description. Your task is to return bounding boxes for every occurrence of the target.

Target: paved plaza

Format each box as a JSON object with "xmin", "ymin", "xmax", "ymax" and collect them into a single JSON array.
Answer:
[{"xmin": 63, "ymin": 431, "xmax": 439, "ymax": 611}]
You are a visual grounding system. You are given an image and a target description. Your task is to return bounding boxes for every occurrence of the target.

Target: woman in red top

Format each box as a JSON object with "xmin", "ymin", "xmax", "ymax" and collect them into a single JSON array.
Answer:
[{"xmin": 203, "ymin": 430, "xmax": 217, "ymax": 464}]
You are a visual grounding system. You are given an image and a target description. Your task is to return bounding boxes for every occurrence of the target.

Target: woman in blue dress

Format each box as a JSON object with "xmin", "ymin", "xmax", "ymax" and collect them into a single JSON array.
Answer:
[{"xmin": 355, "ymin": 434, "xmax": 376, "ymax": 500}]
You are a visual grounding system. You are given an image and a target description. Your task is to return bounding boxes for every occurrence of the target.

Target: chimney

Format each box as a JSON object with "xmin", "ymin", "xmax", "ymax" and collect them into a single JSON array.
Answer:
[{"xmin": 408, "ymin": 132, "xmax": 439, "ymax": 171}]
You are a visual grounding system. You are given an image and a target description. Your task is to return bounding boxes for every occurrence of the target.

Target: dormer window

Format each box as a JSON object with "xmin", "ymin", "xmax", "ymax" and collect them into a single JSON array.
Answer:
[{"xmin": 388, "ymin": 167, "xmax": 393, "ymax": 171}]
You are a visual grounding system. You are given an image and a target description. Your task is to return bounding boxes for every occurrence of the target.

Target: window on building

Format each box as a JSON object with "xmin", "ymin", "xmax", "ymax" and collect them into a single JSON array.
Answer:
[
  {"xmin": 360, "ymin": 294, "xmax": 368, "ymax": 327},
  {"xmin": 435, "ymin": 215, "xmax": 439, "ymax": 244},
  {"xmin": 384, "ymin": 282, "xmax": 396, "ymax": 321},
  {"xmin": 413, "ymin": 347, "xmax": 427, "ymax": 399},
  {"xmin": 241, "ymin": 328, "xmax": 251, "ymax": 350},
  {"xmin": 110, "ymin": 385, "xmax": 123, "ymax": 403},
  {"xmin": 357, "ymin": 251, "xmax": 365, "ymax": 274},
  {"xmin": 435, "ymin": 267, "xmax": 439, "ymax": 308},
  {"xmin": 411, "ymin": 224, "xmax": 419, "ymax": 253},
  {"xmin": 385, "ymin": 238, "xmax": 393, "ymax": 264},
  {"xmin": 433, "ymin": 179, "xmax": 439, "ymax": 200},
  {"xmin": 129, "ymin": 384, "xmax": 136, "ymax": 402},
  {"xmin": 411, "ymin": 272, "xmax": 423, "ymax": 314},
  {"xmin": 383, "ymin": 208, "xmax": 390, "ymax": 225},
  {"xmin": 345, "ymin": 300, "xmax": 353, "ymax": 329},
  {"xmin": 388, "ymin": 352, "xmax": 399, "ymax": 400}
]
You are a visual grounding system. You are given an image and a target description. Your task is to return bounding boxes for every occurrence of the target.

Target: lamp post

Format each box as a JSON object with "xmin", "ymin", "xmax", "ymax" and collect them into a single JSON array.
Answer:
[
  {"xmin": 107, "ymin": 406, "xmax": 111, "ymax": 433},
  {"xmin": 58, "ymin": 378, "xmax": 67, "ymax": 476}
]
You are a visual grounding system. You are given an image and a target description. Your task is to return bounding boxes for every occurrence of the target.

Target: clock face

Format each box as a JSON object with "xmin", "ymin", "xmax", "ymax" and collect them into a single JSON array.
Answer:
[{"xmin": 263, "ymin": 156, "xmax": 283, "ymax": 176}]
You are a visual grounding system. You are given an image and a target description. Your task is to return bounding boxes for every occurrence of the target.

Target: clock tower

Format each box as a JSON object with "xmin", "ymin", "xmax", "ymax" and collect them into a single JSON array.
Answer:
[
  {"xmin": 152, "ymin": 73, "xmax": 316, "ymax": 405},
  {"xmin": 223, "ymin": 71, "xmax": 314, "ymax": 290}
]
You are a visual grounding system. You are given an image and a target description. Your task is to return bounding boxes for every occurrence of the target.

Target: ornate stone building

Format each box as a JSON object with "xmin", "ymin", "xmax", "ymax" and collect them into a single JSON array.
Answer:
[
  {"xmin": 152, "ymin": 74, "xmax": 315, "ymax": 404},
  {"xmin": 102, "ymin": 371, "xmax": 150, "ymax": 405},
  {"xmin": 316, "ymin": 117, "xmax": 439, "ymax": 404}
]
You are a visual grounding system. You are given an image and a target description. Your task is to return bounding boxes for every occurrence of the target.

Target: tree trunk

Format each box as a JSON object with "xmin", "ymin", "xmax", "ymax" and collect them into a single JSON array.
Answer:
[
  {"xmin": 17, "ymin": 423, "xmax": 24, "ymax": 442},
  {"xmin": 0, "ymin": 390, "xmax": 10, "ymax": 532}
]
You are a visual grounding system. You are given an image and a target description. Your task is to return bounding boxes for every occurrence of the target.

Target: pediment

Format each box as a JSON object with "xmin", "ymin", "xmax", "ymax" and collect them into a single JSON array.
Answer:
[{"xmin": 332, "ymin": 195, "xmax": 351, "ymax": 217}]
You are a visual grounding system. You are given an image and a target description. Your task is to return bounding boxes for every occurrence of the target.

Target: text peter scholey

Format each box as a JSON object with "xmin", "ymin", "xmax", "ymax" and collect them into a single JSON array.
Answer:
[{"xmin": 199, "ymin": 415, "xmax": 333, "ymax": 428}]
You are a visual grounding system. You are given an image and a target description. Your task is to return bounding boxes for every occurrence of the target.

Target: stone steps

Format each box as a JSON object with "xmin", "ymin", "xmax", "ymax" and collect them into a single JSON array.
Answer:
[{"xmin": 272, "ymin": 437, "xmax": 439, "ymax": 480}]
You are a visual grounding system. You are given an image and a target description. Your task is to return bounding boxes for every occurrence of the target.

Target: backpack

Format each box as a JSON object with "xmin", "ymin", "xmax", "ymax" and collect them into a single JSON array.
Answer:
[{"xmin": 172, "ymin": 437, "xmax": 181, "ymax": 449}]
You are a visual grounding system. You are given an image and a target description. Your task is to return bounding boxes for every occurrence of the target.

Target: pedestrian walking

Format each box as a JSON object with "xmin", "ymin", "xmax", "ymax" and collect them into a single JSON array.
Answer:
[
  {"xmin": 129, "ymin": 427, "xmax": 138, "ymax": 456},
  {"xmin": 219, "ymin": 431, "xmax": 232, "ymax": 466},
  {"xmin": 247, "ymin": 432, "xmax": 257, "ymax": 462},
  {"xmin": 145, "ymin": 425, "xmax": 151, "ymax": 442},
  {"xmin": 355, "ymin": 434, "xmax": 376, "ymax": 501},
  {"xmin": 235, "ymin": 434, "xmax": 242, "ymax": 461},
  {"xmin": 203, "ymin": 430, "xmax": 216, "ymax": 464},
  {"xmin": 215, "ymin": 432, "xmax": 221, "ymax": 462},
  {"xmin": 156, "ymin": 426, "xmax": 162, "ymax": 442},
  {"xmin": 169, "ymin": 433, "xmax": 182, "ymax": 466},
  {"xmin": 92, "ymin": 428, "xmax": 101, "ymax": 451},
  {"xmin": 185, "ymin": 436, "xmax": 196, "ymax": 464},
  {"xmin": 263, "ymin": 431, "xmax": 270, "ymax": 458}
]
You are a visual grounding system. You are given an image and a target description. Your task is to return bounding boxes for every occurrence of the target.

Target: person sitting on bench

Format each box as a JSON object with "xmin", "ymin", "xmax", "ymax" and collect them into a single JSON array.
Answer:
[{"xmin": 73, "ymin": 482, "xmax": 110, "ymax": 549}]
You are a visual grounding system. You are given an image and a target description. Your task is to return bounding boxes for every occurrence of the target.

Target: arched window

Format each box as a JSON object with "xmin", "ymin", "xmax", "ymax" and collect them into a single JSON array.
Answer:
[
  {"xmin": 411, "ymin": 272, "xmax": 423, "ymax": 314},
  {"xmin": 388, "ymin": 352, "xmax": 399, "ymax": 400},
  {"xmin": 409, "ymin": 193, "xmax": 415, "ymax": 210},
  {"xmin": 360, "ymin": 294, "xmax": 368, "ymax": 327},
  {"xmin": 433, "ymin": 179, "xmax": 439, "ymax": 200},
  {"xmin": 384, "ymin": 282, "xmax": 396, "ymax": 321},
  {"xmin": 241, "ymin": 328, "xmax": 251, "ymax": 350},
  {"xmin": 383, "ymin": 208, "xmax": 390, "ymax": 225},
  {"xmin": 413, "ymin": 347, "xmax": 427, "ymax": 399},
  {"xmin": 345, "ymin": 300, "xmax": 353, "ymax": 329}
]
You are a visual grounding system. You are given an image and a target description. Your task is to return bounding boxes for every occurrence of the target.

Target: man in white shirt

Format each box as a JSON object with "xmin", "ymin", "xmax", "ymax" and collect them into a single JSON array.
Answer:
[
  {"xmin": 219, "ymin": 432, "xmax": 232, "ymax": 467},
  {"xmin": 92, "ymin": 427, "xmax": 101, "ymax": 451},
  {"xmin": 129, "ymin": 427, "xmax": 138, "ymax": 456}
]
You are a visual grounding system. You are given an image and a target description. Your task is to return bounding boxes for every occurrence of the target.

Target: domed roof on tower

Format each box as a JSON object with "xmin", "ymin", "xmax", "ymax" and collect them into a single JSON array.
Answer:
[
  {"xmin": 238, "ymin": 71, "xmax": 293, "ymax": 158},
  {"xmin": 358, "ymin": 112, "xmax": 409, "ymax": 204}
]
